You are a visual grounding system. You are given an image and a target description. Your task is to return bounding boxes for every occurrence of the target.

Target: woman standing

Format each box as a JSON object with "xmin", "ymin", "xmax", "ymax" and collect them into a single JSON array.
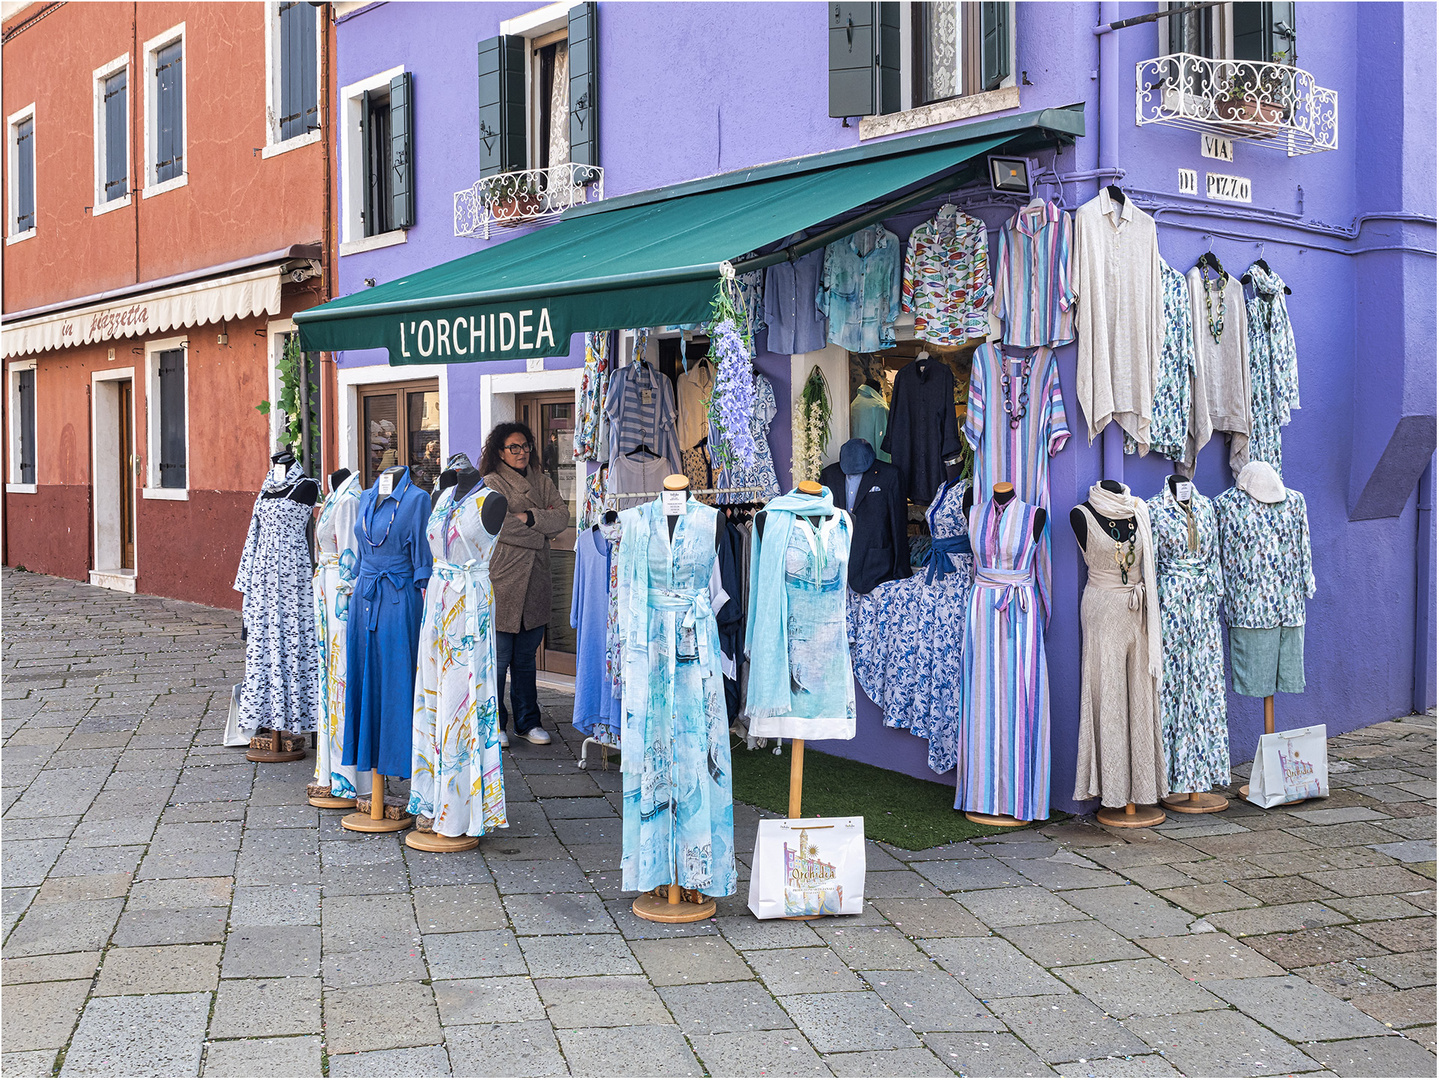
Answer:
[{"xmin": 481, "ymin": 422, "xmax": 569, "ymax": 746}]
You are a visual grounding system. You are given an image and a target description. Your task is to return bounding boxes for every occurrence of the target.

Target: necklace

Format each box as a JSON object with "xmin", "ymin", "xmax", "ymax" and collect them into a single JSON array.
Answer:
[
  {"xmin": 362, "ymin": 474, "xmax": 404, "ymax": 549},
  {"xmin": 999, "ymin": 350, "xmax": 1035, "ymax": 429},
  {"xmin": 1200, "ymin": 264, "xmax": 1226, "ymax": 344},
  {"xmin": 1107, "ymin": 520, "xmax": 1136, "ymax": 584}
]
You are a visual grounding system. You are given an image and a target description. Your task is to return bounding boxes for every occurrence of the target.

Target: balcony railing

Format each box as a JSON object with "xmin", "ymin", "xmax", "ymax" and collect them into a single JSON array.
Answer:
[
  {"xmin": 454, "ymin": 162, "xmax": 604, "ymax": 239},
  {"xmin": 1136, "ymin": 53, "xmax": 1338, "ymax": 155}
]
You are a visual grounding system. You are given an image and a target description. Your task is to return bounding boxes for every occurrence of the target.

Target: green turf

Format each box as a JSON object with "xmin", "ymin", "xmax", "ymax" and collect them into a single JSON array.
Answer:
[{"xmin": 728, "ymin": 736, "xmax": 1062, "ymax": 850}]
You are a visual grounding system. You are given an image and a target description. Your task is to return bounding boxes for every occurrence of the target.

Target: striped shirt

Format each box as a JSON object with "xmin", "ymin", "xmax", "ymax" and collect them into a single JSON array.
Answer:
[
  {"xmin": 992, "ymin": 200, "xmax": 1076, "ymax": 348},
  {"xmin": 603, "ymin": 363, "xmax": 682, "ymax": 473}
]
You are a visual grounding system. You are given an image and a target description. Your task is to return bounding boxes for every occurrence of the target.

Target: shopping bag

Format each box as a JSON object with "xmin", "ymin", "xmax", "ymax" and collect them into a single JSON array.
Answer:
[
  {"xmin": 222, "ymin": 684, "xmax": 256, "ymax": 748},
  {"xmin": 747, "ymin": 817, "xmax": 866, "ymax": 919},
  {"xmin": 1247, "ymin": 724, "xmax": 1328, "ymax": 808}
]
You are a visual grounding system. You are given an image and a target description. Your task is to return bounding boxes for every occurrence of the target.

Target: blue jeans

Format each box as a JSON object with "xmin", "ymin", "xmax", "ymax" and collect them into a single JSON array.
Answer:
[{"xmin": 495, "ymin": 625, "xmax": 545, "ymax": 735}]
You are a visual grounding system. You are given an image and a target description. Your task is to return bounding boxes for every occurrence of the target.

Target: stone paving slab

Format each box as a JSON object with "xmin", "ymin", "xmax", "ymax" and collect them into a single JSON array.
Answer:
[{"xmin": 3, "ymin": 569, "xmax": 1436, "ymax": 1077}]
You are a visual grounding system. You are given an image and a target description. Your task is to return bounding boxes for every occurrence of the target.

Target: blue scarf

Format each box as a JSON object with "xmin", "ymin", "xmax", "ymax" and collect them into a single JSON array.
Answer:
[{"xmin": 745, "ymin": 487, "xmax": 837, "ymax": 719}]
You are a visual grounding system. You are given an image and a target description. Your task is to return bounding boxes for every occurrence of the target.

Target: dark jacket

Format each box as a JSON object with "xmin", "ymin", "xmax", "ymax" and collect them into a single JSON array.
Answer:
[
  {"xmin": 881, "ymin": 356, "xmax": 963, "ymax": 504},
  {"xmin": 821, "ymin": 459, "xmax": 911, "ymax": 594}
]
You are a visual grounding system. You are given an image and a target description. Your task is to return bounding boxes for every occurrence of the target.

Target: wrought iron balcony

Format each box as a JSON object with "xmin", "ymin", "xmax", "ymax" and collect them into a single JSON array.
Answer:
[
  {"xmin": 454, "ymin": 162, "xmax": 604, "ymax": 240},
  {"xmin": 1136, "ymin": 53, "xmax": 1338, "ymax": 155}
]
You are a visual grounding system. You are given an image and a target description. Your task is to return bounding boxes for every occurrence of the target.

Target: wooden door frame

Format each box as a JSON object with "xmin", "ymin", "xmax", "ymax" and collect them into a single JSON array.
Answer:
[
  {"xmin": 89, "ymin": 367, "xmax": 137, "ymax": 582},
  {"xmin": 356, "ymin": 378, "xmax": 441, "ymax": 488},
  {"xmin": 516, "ymin": 390, "xmax": 578, "ymax": 676}
]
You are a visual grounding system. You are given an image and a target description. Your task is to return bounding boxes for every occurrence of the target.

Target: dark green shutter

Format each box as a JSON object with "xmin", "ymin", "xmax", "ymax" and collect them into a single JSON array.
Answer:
[
  {"xmin": 876, "ymin": 3, "xmax": 899, "ymax": 113},
  {"xmin": 828, "ymin": 3, "xmax": 898, "ymax": 119},
  {"xmin": 980, "ymin": 2, "xmax": 1011, "ymax": 92},
  {"xmin": 568, "ymin": 3, "xmax": 599, "ymax": 173},
  {"xmin": 360, "ymin": 88, "xmax": 374, "ymax": 232},
  {"xmin": 389, "ymin": 72, "xmax": 414, "ymax": 230},
  {"xmin": 17, "ymin": 369, "xmax": 35, "ymax": 484},
  {"xmin": 279, "ymin": 2, "xmax": 319, "ymax": 139},
  {"xmin": 477, "ymin": 35, "xmax": 526, "ymax": 177},
  {"xmin": 157, "ymin": 349, "xmax": 186, "ymax": 489}
]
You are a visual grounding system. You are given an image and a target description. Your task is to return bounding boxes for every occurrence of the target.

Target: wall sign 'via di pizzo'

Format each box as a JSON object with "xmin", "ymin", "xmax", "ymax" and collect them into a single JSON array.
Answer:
[{"xmin": 1205, "ymin": 172, "xmax": 1253, "ymax": 204}]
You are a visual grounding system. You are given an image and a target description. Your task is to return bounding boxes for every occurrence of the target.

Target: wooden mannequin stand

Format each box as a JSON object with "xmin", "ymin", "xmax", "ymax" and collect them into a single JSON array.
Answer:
[
  {"xmin": 309, "ymin": 790, "xmax": 356, "ymax": 810},
  {"xmin": 406, "ymin": 828, "xmax": 478, "ymax": 853},
  {"xmin": 248, "ymin": 729, "xmax": 306, "ymax": 764},
  {"xmin": 1162, "ymin": 790, "xmax": 1229, "ymax": 814},
  {"xmin": 1097, "ymin": 801, "xmax": 1166, "ymax": 828},
  {"xmin": 341, "ymin": 770, "xmax": 413, "ymax": 833},
  {"xmin": 633, "ymin": 474, "xmax": 719, "ymax": 926}
]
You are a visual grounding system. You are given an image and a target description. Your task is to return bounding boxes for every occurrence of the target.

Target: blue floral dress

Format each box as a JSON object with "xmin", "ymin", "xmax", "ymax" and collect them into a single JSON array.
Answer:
[
  {"xmin": 713, "ymin": 374, "xmax": 780, "ymax": 505},
  {"xmin": 1244, "ymin": 264, "xmax": 1300, "ymax": 476},
  {"xmin": 848, "ymin": 478, "xmax": 974, "ymax": 775}
]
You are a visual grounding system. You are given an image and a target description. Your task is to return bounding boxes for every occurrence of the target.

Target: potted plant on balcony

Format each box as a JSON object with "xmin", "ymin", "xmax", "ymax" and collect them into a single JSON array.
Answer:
[
  {"xmin": 1215, "ymin": 55, "xmax": 1292, "ymax": 130},
  {"xmin": 487, "ymin": 174, "xmax": 543, "ymax": 222}
]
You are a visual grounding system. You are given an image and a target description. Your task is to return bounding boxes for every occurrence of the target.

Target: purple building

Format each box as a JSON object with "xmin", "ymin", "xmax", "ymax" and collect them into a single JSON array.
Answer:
[{"xmin": 307, "ymin": 1, "xmax": 1435, "ymax": 813}]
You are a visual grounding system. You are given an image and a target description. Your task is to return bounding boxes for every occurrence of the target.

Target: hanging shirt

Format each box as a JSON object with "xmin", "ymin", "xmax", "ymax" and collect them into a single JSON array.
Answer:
[
  {"xmin": 849, "ymin": 384, "xmax": 891, "ymax": 463},
  {"xmin": 817, "ymin": 224, "xmax": 902, "ymax": 353},
  {"xmin": 1244, "ymin": 264, "xmax": 1300, "ymax": 475},
  {"xmin": 1142, "ymin": 261, "xmax": 1197, "ymax": 464},
  {"xmin": 992, "ymin": 200, "xmax": 1076, "ymax": 347},
  {"xmin": 603, "ymin": 362, "xmax": 682, "ymax": 473},
  {"xmin": 882, "ymin": 357, "xmax": 963, "ymax": 505},
  {"xmin": 1185, "ymin": 268, "xmax": 1252, "ymax": 473},
  {"xmin": 763, "ymin": 239, "xmax": 828, "ymax": 355},
  {"xmin": 902, "ymin": 204, "xmax": 992, "ymax": 346},
  {"xmin": 1214, "ymin": 484, "xmax": 1314, "ymax": 628},
  {"xmin": 1071, "ymin": 189, "xmax": 1163, "ymax": 452},
  {"xmin": 675, "ymin": 362, "xmax": 714, "ymax": 451}
]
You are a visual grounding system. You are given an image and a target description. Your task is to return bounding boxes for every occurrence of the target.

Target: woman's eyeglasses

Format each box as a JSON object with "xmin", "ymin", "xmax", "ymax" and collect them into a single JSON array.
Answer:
[{"xmin": 503, "ymin": 443, "xmax": 533, "ymax": 455}]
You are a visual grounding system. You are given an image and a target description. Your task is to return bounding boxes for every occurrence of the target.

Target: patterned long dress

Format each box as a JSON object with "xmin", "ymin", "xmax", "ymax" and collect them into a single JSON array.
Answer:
[
  {"xmin": 714, "ymin": 374, "xmax": 780, "ymax": 504},
  {"xmin": 312, "ymin": 473, "xmax": 364, "ymax": 798},
  {"xmin": 848, "ymin": 478, "xmax": 974, "ymax": 775},
  {"xmin": 1147, "ymin": 485, "xmax": 1230, "ymax": 793},
  {"xmin": 233, "ymin": 462, "xmax": 320, "ymax": 734},
  {"xmin": 966, "ymin": 343, "xmax": 1070, "ymax": 602},
  {"xmin": 408, "ymin": 484, "xmax": 505, "ymax": 837},
  {"xmin": 1138, "ymin": 261, "xmax": 1197, "ymax": 463},
  {"xmin": 1244, "ymin": 265, "xmax": 1300, "ymax": 476},
  {"xmin": 617, "ymin": 498, "xmax": 736, "ymax": 897},
  {"xmin": 955, "ymin": 497, "xmax": 1050, "ymax": 821}
]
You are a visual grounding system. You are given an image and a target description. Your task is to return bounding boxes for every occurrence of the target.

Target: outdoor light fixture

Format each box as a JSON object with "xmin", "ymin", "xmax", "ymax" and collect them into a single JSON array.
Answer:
[
  {"xmin": 988, "ymin": 155, "xmax": 1035, "ymax": 195},
  {"xmin": 217, "ymin": 320, "xmax": 229, "ymax": 346}
]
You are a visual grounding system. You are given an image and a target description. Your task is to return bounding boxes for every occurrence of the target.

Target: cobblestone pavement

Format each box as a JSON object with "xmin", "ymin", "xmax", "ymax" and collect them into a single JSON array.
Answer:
[{"xmin": 2, "ymin": 568, "xmax": 1435, "ymax": 1078}]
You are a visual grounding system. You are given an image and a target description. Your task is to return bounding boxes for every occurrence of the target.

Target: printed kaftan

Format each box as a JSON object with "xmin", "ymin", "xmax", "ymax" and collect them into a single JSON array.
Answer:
[
  {"xmin": 617, "ymin": 499, "xmax": 736, "ymax": 897},
  {"xmin": 848, "ymin": 478, "xmax": 974, "ymax": 774},
  {"xmin": 408, "ymin": 484, "xmax": 505, "ymax": 836},
  {"xmin": 1146, "ymin": 486, "xmax": 1230, "ymax": 793},
  {"xmin": 1244, "ymin": 265, "xmax": 1300, "ymax": 476},
  {"xmin": 955, "ymin": 497, "xmax": 1051, "ymax": 821},
  {"xmin": 713, "ymin": 374, "xmax": 780, "ymax": 505},
  {"xmin": 312, "ymin": 473, "xmax": 365, "ymax": 798},
  {"xmin": 233, "ymin": 462, "xmax": 320, "ymax": 735},
  {"xmin": 571, "ymin": 524, "xmax": 622, "ymax": 747},
  {"xmin": 1133, "ymin": 261, "xmax": 1197, "ymax": 463}
]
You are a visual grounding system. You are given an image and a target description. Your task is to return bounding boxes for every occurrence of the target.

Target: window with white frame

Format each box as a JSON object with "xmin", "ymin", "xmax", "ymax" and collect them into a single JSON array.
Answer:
[
  {"xmin": 144, "ymin": 25, "xmax": 186, "ymax": 195},
  {"xmin": 267, "ymin": 1, "xmax": 320, "ymax": 151},
  {"xmin": 897, "ymin": 1, "xmax": 1014, "ymax": 111},
  {"xmin": 9, "ymin": 361, "xmax": 37, "ymax": 488},
  {"xmin": 1160, "ymin": 2, "xmax": 1296, "ymax": 64},
  {"xmin": 8, "ymin": 104, "xmax": 36, "ymax": 239},
  {"xmin": 339, "ymin": 66, "xmax": 413, "ymax": 247},
  {"xmin": 94, "ymin": 55, "xmax": 130, "ymax": 212},
  {"xmin": 145, "ymin": 339, "xmax": 188, "ymax": 492}
]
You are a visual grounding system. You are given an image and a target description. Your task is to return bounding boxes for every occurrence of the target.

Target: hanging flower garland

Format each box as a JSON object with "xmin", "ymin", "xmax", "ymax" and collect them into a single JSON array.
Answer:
[
  {"xmin": 706, "ymin": 264, "xmax": 759, "ymax": 471},
  {"xmin": 792, "ymin": 365, "xmax": 832, "ymax": 485}
]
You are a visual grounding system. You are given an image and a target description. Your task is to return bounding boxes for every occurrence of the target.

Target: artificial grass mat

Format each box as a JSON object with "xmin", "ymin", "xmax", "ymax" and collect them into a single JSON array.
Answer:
[{"xmin": 728, "ymin": 736, "xmax": 1062, "ymax": 850}]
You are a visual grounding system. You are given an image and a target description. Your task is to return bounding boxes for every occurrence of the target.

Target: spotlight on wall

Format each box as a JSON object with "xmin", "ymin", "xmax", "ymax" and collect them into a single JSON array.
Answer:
[
  {"xmin": 217, "ymin": 320, "xmax": 229, "ymax": 346},
  {"xmin": 987, "ymin": 155, "xmax": 1035, "ymax": 195}
]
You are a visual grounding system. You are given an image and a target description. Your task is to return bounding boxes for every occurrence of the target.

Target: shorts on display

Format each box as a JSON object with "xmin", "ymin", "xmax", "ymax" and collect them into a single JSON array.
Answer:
[{"xmin": 1229, "ymin": 624, "xmax": 1306, "ymax": 697}]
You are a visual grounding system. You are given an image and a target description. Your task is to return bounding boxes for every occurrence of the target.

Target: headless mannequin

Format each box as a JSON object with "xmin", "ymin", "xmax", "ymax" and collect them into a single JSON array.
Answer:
[
  {"xmin": 450, "ymin": 467, "xmax": 508, "ymax": 534},
  {"xmin": 330, "ymin": 468, "xmax": 352, "ymax": 493},
  {"xmin": 1071, "ymin": 478, "xmax": 1135, "ymax": 549},
  {"xmin": 663, "ymin": 475, "xmax": 724, "ymax": 549},
  {"xmin": 962, "ymin": 483, "xmax": 1046, "ymax": 541},
  {"xmin": 263, "ymin": 450, "xmax": 318, "ymax": 505}
]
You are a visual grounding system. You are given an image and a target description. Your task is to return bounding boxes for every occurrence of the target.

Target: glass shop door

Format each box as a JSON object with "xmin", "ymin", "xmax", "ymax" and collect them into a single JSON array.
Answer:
[{"xmin": 518, "ymin": 392, "xmax": 578, "ymax": 676}]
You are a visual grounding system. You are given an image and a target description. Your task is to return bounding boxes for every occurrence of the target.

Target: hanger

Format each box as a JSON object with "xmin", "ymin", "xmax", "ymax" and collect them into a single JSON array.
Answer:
[
  {"xmin": 915, "ymin": 349, "xmax": 931, "ymax": 371},
  {"xmin": 1196, "ymin": 248, "xmax": 1226, "ymax": 278},
  {"xmin": 625, "ymin": 443, "xmax": 656, "ymax": 458},
  {"xmin": 1105, "ymin": 183, "xmax": 1126, "ymax": 207},
  {"xmin": 1240, "ymin": 247, "xmax": 1292, "ymax": 294}
]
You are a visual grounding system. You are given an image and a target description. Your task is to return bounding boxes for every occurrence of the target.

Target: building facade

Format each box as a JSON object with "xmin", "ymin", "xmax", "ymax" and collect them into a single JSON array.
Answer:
[{"xmin": 1, "ymin": 1, "xmax": 333, "ymax": 608}]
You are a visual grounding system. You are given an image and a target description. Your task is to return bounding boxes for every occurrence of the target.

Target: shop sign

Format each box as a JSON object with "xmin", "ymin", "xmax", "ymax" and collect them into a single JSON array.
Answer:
[
  {"xmin": 1201, "ymin": 135, "xmax": 1235, "ymax": 162},
  {"xmin": 1178, "ymin": 168, "xmax": 1198, "ymax": 196},
  {"xmin": 1205, "ymin": 172, "xmax": 1252, "ymax": 203},
  {"xmin": 395, "ymin": 307, "xmax": 558, "ymax": 361},
  {"xmin": 57, "ymin": 303, "xmax": 151, "ymax": 345}
]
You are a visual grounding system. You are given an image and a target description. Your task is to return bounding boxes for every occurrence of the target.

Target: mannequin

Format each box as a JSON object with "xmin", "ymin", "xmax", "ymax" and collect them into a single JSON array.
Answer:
[
  {"xmin": 262, "ymin": 450, "xmax": 318, "ymax": 506},
  {"xmin": 663, "ymin": 473, "xmax": 725, "ymax": 549},
  {"xmin": 330, "ymin": 467, "xmax": 352, "ymax": 491},
  {"xmin": 963, "ymin": 482, "xmax": 1046, "ymax": 541},
  {"xmin": 1071, "ymin": 478, "xmax": 1134, "ymax": 548}
]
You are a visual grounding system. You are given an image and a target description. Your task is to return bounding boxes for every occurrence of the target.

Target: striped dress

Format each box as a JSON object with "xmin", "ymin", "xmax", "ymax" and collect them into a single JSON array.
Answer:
[
  {"xmin": 991, "ymin": 200, "xmax": 1076, "ymax": 347},
  {"xmin": 955, "ymin": 497, "xmax": 1051, "ymax": 822}
]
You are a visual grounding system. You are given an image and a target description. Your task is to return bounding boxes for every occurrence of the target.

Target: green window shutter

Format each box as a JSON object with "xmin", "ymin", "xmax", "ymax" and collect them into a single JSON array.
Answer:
[
  {"xmin": 389, "ymin": 71, "xmax": 414, "ymax": 230},
  {"xmin": 876, "ymin": 2, "xmax": 900, "ymax": 114},
  {"xmin": 980, "ymin": 1, "xmax": 1011, "ymax": 92},
  {"xmin": 157, "ymin": 349, "xmax": 186, "ymax": 489},
  {"xmin": 359, "ymin": 88, "xmax": 374, "ymax": 232},
  {"xmin": 828, "ymin": 2, "xmax": 876, "ymax": 118},
  {"xmin": 17, "ymin": 369, "xmax": 35, "ymax": 485},
  {"xmin": 568, "ymin": 2, "xmax": 599, "ymax": 172},
  {"xmin": 477, "ymin": 34, "xmax": 526, "ymax": 177}
]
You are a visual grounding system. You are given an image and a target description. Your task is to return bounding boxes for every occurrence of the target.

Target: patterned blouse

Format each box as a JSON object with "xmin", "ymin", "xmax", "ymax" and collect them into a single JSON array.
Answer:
[
  {"xmin": 574, "ymin": 331, "xmax": 612, "ymax": 463},
  {"xmin": 1129, "ymin": 261, "xmax": 1196, "ymax": 461},
  {"xmin": 1244, "ymin": 264, "xmax": 1300, "ymax": 475},
  {"xmin": 818, "ymin": 224, "xmax": 903, "ymax": 353},
  {"xmin": 991, "ymin": 200, "xmax": 1075, "ymax": 347},
  {"xmin": 902, "ymin": 205, "xmax": 992, "ymax": 346},
  {"xmin": 1214, "ymin": 486, "xmax": 1315, "ymax": 628}
]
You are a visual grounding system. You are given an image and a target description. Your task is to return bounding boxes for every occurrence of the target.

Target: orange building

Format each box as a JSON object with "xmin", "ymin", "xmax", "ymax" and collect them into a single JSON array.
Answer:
[{"xmin": 1, "ymin": 1, "xmax": 334, "ymax": 608}]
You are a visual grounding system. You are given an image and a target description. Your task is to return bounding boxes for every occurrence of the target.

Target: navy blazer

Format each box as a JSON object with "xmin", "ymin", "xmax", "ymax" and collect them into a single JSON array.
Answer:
[{"xmin": 821, "ymin": 459, "xmax": 911, "ymax": 594}]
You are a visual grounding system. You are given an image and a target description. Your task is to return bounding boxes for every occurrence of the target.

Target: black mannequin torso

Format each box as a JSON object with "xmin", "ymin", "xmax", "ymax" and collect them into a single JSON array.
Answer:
[
  {"xmin": 1071, "ymin": 479, "xmax": 1136, "ymax": 551},
  {"xmin": 961, "ymin": 485, "xmax": 1046, "ymax": 541},
  {"xmin": 262, "ymin": 451, "xmax": 318, "ymax": 505},
  {"xmin": 664, "ymin": 491, "xmax": 724, "ymax": 548},
  {"xmin": 330, "ymin": 468, "xmax": 352, "ymax": 492}
]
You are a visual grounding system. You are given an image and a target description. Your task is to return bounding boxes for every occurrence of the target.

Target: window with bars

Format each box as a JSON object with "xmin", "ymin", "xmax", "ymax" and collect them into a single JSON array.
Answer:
[
  {"xmin": 278, "ymin": 1, "xmax": 319, "ymax": 141},
  {"xmin": 13, "ymin": 116, "xmax": 34, "ymax": 233},
  {"xmin": 15, "ymin": 368, "xmax": 36, "ymax": 485},
  {"xmin": 154, "ymin": 39, "xmax": 184, "ymax": 184},
  {"xmin": 102, "ymin": 69, "xmax": 128, "ymax": 203},
  {"xmin": 156, "ymin": 349, "xmax": 187, "ymax": 488}
]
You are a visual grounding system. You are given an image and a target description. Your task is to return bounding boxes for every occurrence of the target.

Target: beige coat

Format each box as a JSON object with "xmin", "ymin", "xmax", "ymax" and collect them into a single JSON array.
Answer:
[{"xmin": 483, "ymin": 465, "xmax": 569, "ymax": 634}]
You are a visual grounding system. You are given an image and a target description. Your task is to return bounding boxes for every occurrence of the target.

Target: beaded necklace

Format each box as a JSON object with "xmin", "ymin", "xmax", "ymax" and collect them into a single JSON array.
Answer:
[
  {"xmin": 1200, "ymin": 264, "xmax": 1227, "ymax": 344},
  {"xmin": 999, "ymin": 348, "xmax": 1035, "ymax": 429},
  {"xmin": 362, "ymin": 470, "xmax": 405, "ymax": 549},
  {"xmin": 1108, "ymin": 521, "xmax": 1136, "ymax": 584}
]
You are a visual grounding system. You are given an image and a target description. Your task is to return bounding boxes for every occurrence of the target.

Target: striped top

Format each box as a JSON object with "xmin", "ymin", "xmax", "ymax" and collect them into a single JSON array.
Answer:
[
  {"xmin": 965, "ymin": 343, "xmax": 1070, "ymax": 508},
  {"xmin": 603, "ymin": 363, "xmax": 682, "ymax": 473},
  {"xmin": 992, "ymin": 200, "xmax": 1076, "ymax": 348}
]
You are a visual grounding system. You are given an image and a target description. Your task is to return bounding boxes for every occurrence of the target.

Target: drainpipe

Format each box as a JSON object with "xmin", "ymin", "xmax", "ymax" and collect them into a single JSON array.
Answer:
[
  {"xmin": 1097, "ymin": 1, "xmax": 1124, "ymax": 482},
  {"xmin": 1416, "ymin": 455, "xmax": 1436, "ymax": 713}
]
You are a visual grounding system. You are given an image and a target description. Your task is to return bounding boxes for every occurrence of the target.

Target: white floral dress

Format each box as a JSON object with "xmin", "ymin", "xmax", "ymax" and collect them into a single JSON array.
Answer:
[
  {"xmin": 313, "ymin": 473, "xmax": 365, "ymax": 797},
  {"xmin": 408, "ymin": 484, "xmax": 506, "ymax": 837},
  {"xmin": 713, "ymin": 374, "xmax": 780, "ymax": 504}
]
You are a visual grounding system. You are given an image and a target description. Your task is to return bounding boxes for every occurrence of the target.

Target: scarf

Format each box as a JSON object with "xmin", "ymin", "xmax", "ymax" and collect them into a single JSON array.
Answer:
[
  {"xmin": 1087, "ymin": 483, "xmax": 1162, "ymax": 683},
  {"xmin": 1236, "ymin": 460, "xmax": 1286, "ymax": 504},
  {"xmin": 745, "ymin": 487, "xmax": 837, "ymax": 718}
]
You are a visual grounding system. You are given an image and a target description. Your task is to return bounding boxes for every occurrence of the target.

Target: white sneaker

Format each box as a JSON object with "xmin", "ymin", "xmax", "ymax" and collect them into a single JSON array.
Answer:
[
  {"xmin": 498, "ymin": 728, "xmax": 509, "ymax": 748},
  {"xmin": 521, "ymin": 727, "xmax": 552, "ymax": 745}
]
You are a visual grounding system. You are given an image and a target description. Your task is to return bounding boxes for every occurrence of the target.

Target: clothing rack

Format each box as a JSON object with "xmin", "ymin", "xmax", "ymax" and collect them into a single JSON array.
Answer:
[{"xmin": 610, "ymin": 485, "xmax": 765, "ymax": 503}]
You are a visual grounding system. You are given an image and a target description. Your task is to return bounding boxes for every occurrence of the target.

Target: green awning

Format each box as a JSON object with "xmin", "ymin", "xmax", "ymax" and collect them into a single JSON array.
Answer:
[{"xmin": 295, "ymin": 105, "xmax": 1083, "ymax": 363}]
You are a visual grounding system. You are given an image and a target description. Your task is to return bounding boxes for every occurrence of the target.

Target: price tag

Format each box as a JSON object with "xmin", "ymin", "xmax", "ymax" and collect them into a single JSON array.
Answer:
[
  {"xmin": 1176, "ymin": 481, "xmax": 1193, "ymax": 502},
  {"xmin": 660, "ymin": 488, "xmax": 687, "ymax": 516},
  {"xmin": 270, "ymin": 463, "xmax": 287, "ymax": 483},
  {"xmin": 379, "ymin": 471, "xmax": 394, "ymax": 498},
  {"xmin": 641, "ymin": 390, "xmax": 654, "ymax": 406}
]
